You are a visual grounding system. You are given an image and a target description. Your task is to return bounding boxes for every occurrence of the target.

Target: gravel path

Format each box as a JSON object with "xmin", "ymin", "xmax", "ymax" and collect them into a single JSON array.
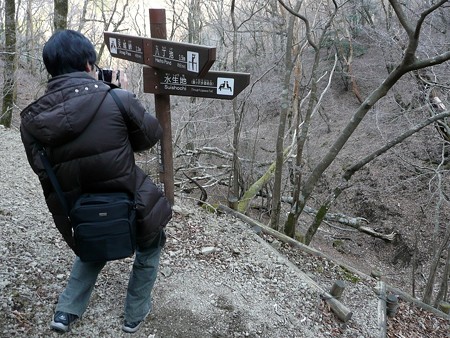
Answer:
[{"xmin": 0, "ymin": 127, "xmax": 447, "ymax": 337}]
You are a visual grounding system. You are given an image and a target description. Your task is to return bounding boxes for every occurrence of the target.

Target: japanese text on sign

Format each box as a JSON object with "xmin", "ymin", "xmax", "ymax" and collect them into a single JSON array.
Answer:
[
  {"xmin": 108, "ymin": 36, "xmax": 143, "ymax": 62},
  {"xmin": 153, "ymin": 44, "xmax": 200, "ymax": 73},
  {"xmin": 160, "ymin": 72, "xmax": 233, "ymax": 96},
  {"xmin": 104, "ymin": 32, "xmax": 216, "ymax": 76}
]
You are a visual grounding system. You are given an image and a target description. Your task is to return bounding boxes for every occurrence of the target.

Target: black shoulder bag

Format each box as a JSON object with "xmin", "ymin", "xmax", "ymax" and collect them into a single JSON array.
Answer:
[{"xmin": 39, "ymin": 90, "xmax": 136, "ymax": 262}]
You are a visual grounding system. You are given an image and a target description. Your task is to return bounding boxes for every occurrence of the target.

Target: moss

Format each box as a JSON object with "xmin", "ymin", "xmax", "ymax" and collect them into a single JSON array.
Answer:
[
  {"xmin": 201, "ymin": 203, "xmax": 218, "ymax": 213},
  {"xmin": 315, "ymin": 265, "xmax": 324, "ymax": 273},
  {"xmin": 332, "ymin": 240, "xmax": 344, "ymax": 248},
  {"xmin": 294, "ymin": 231, "xmax": 305, "ymax": 243},
  {"xmin": 339, "ymin": 266, "xmax": 361, "ymax": 284}
]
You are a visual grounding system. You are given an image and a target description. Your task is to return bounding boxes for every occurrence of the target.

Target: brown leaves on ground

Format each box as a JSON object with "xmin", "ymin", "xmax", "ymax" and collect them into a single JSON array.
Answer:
[{"xmin": 387, "ymin": 299, "xmax": 449, "ymax": 338}]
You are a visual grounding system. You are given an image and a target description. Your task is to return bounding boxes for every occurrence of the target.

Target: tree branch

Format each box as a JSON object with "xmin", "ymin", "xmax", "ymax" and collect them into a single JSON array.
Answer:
[{"xmin": 344, "ymin": 110, "xmax": 450, "ymax": 180}]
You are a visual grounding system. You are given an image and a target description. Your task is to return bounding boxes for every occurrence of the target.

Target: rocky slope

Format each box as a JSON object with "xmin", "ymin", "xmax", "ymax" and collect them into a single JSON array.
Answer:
[{"xmin": 0, "ymin": 127, "xmax": 448, "ymax": 337}]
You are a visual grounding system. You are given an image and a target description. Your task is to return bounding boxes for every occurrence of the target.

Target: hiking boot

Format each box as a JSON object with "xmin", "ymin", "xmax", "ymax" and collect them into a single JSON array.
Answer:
[
  {"xmin": 50, "ymin": 311, "xmax": 79, "ymax": 332},
  {"xmin": 122, "ymin": 311, "xmax": 150, "ymax": 333}
]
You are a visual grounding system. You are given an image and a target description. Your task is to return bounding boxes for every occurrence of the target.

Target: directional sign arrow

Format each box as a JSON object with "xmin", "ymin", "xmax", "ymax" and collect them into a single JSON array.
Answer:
[
  {"xmin": 104, "ymin": 32, "xmax": 216, "ymax": 77},
  {"xmin": 143, "ymin": 66, "xmax": 250, "ymax": 100}
]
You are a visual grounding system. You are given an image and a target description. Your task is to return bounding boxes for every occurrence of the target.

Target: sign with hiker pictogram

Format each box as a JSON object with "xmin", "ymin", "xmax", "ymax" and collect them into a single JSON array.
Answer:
[
  {"xmin": 143, "ymin": 67, "xmax": 250, "ymax": 100},
  {"xmin": 104, "ymin": 9, "xmax": 251, "ymax": 204},
  {"xmin": 104, "ymin": 32, "xmax": 216, "ymax": 77}
]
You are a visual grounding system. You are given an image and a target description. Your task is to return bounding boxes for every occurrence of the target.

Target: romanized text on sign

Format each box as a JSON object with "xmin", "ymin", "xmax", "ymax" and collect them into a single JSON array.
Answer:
[
  {"xmin": 143, "ymin": 67, "xmax": 250, "ymax": 100},
  {"xmin": 104, "ymin": 32, "xmax": 216, "ymax": 76}
]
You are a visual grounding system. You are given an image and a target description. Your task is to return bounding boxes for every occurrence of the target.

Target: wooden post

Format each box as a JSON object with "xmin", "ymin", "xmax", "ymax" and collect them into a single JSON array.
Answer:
[
  {"xmin": 227, "ymin": 195, "xmax": 239, "ymax": 210},
  {"xmin": 376, "ymin": 281, "xmax": 387, "ymax": 338},
  {"xmin": 438, "ymin": 301, "xmax": 450, "ymax": 314},
  {"xmin": 149, "ymin": 8, "xmax": 174, "ymax": 205},
  {"xmin": 321, "ymin": 292, "xmax": 353, "ymax": 322},
  {"xmin": 386, "ymin": 294, "xmax": 399, "ymax": 317},
  {"xmin": 330, "ymin": 280, "xmax": 346, "ymax": 300}
]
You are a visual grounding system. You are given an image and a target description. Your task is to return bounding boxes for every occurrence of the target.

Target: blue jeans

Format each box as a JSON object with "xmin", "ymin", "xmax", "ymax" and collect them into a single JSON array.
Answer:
[{"xmin": 55, "ymin": 231, "xmax": 165, "ymax": 323}]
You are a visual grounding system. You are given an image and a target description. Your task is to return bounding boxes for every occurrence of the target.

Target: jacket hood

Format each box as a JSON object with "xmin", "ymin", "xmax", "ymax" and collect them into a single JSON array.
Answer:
[{"xmin": 21, "ymin": 72, "xmax": 111, "ymax": 146}]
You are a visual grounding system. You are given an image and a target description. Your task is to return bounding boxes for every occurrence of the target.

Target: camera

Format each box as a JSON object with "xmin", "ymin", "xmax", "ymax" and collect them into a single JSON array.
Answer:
[{"xmin": 97, "ymin": 67, "xmax": 121, "ymax": 87}]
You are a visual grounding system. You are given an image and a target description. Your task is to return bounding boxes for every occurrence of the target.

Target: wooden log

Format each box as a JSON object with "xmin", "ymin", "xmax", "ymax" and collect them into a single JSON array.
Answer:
[
  {"xmin": 320, "ymin": 292, "xmax": 353, "ymax": 322},
  {"xmin": 218, "ymin": 204, "xmax": 331, "ymax": 259},
  {"xmin": 371, "ymin": 270, "xmax": 383, "ymax": 279},
  {"xmin": 217, "ymin": 204, "xmax": 450, "ymax": 321},
  {"xmin": 217, "ymin": 204, "xmax": 353, "ymax": 322},
  {"xmin": 386, "ymin": 294, "xmax": 399, "ymax": 318},
  {"xmin": 359, "ymin": 225, "xmax": 397, "ymax": 241},
  {"xmin": 386, "ymin": 285, "xmax": 450, "ymax": 320},
  {"xmin": 330, "ymin": 280, "xmax": 346, "ymax": 300},
  {"xmin": 438, "ymin": 301, "xmax": 450, "ymax": 314},
  {"xmin": 376, "ymin": 281, "xmax": 387, "ymax": 338}
]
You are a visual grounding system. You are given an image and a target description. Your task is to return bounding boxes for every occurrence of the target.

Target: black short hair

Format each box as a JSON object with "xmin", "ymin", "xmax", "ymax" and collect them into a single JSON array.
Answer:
[{"xmin": 43, "ymin": 29, "xmax": 97, "ymax": 77}]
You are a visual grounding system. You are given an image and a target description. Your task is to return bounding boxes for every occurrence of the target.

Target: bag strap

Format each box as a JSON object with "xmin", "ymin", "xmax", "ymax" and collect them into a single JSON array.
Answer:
[
  {"xmin": 35, "ymin": 89, "xmax": 111, "ymax": 218},
  {"xmin": 109, "ymin": 89, "xmax": 131, "ymax": 125},
  {"xmin": 38, "ymin": 148, "xmax": 70, "ymax": 217},
  {"xmin": 37, "ymin": 89, "xmax": 126, "ymax": 217}
]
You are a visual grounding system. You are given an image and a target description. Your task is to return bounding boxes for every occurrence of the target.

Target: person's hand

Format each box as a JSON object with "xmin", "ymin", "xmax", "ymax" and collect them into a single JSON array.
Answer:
[
  {"xmin": 111, "ymin": 70, "xmax": 120, "ymax": 87},
  {"xmin": 120, "ymin": 71, "xmax": 128, "ymax": 90},
  {"xmin": 112, "ymin": 69, "xmax": 128, "ymax": 89}
]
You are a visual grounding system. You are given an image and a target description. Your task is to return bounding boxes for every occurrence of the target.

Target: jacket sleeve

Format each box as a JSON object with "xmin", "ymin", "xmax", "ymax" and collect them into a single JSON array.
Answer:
[
  {"xmin": 20, "ymin": 125, "xmax": 54, "ymax": 197},
  {"xmin": 20, "ymin": 124, "xmax": 44, "ymax": 175},
  {"xmin": 115, "ymin": 89, "xmax": 163, "ymax": 152}
]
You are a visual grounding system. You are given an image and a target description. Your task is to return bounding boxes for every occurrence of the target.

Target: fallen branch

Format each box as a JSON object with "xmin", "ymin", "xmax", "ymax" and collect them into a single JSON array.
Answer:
[
  {"xmin": 281, "ymin": 196, "xmax": 368, "ymax": 227},
  {"xmin": 281, "ymin": 197, "xmax": 397, "ymax": 241},
  {"xmin": 183, "ymin": 173, "xmax": 207, "ymax": 206},
  {"xmin": 358, "ymin": 226, "xmax": 397, "ymax": 241},
  {"xmin": 303, "ymin": 206, "xmax": 368, "ymax": 227}
]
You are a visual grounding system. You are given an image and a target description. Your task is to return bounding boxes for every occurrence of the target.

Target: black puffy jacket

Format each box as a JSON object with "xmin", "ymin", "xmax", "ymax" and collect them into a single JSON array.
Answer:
[{"xmin": 20, "ymin": 72, "xmax": 172, "ymax": 250}]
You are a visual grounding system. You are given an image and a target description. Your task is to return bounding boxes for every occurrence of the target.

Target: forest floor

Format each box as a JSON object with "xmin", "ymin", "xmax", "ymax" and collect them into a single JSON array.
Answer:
[{"xmin": 1, "ymin": 127, "xmax": 448, "ymax": 337}]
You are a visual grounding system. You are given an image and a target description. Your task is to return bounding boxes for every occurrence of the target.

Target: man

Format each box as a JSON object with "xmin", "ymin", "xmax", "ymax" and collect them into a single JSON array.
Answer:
[{"xmin": 20, "ymin": 30, "xmax": 172, "ymax": 333}]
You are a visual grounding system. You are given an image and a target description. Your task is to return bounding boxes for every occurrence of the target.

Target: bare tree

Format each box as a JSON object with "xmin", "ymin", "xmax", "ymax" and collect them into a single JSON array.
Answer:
[
  {"xmin": 265, "ymin": 0, "xmax": 450, "ymax": 244},
  {"xmin": 279, "ymin": 0, "xmax": 339, "ymax": 237},
  {"xmin": 1, "ymin": 0, "xmax": 17, "ymax": 128},
  {"xmin": 269, "ymin": 0, "xmax": 302, "ymax": 230},
  {"xmin": 185, "ymin": 0, "xmax": 203, "ymax": 172},
  {"xmin": 95, "ymin": 0, "xmax": 129, "ymax": 61}
]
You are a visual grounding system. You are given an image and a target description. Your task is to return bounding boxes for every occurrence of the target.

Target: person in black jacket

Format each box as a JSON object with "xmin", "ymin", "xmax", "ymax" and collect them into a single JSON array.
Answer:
[{"xmin": 20, "ymin": 29, "xmax": 172, "ymax": 334}]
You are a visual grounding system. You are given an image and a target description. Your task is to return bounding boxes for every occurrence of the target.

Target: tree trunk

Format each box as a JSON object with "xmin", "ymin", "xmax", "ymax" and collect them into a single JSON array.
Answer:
[
  {"xmin": 230, "ymin": 0, "xmax": 243, "ymax": 201},
  {"xmin": 433, "ymin": 244, "xmax": 450, "ymax": 308},
  {"xmin": 270, "ymin": 0, "xmax": 301, "ymax": 230},
  {"xmin": 77, "ymin": 0, "xmax": 90, "ymax": 32},
  {"xmin": 1, "ymin": 0, "xmax": 17, "ymax": 128},
  {"xmin": 53, "ymin": 0, "xmax": 68, "ymax": 31},
  {"xmin": 25, "ymin": 0, "xmax": 35, "ymax": 74},
  {"xmin": 238, "ymin": 145, "xmax": 293, "ymax": 213},
  {"xmin": 423, "ymin": 229, "xmax": 450, "ymax": 305},
  {"xmin": 277, "ymin": 0, "xmax": 338, "ymax": 238},
  {"xmin": 185, "ymin": 0, "xmax": 202, "ymax": 174}
]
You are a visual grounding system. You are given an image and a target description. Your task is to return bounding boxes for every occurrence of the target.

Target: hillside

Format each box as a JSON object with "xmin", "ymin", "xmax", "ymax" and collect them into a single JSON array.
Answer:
[{"xmin": 1, "ymin": 127, "xmax": 448, "ymax": 337}]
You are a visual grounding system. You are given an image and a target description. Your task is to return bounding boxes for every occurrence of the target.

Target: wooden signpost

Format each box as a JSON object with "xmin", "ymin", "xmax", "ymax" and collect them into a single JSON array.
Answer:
[
  {"xmin": 103, "ymin": 32, "xmax": 216, "ymax": 77},
  {"xmin": 104, "ymin": 9, "xmax": 250, "ymax": 204},
  {"xmin": 143, "ymin": 67, "xmax": 250, "ymax": 100}
]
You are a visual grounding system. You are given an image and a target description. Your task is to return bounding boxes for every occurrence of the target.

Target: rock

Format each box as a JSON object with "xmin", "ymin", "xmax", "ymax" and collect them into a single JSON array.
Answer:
[
  {"xmin": 201, "ymin": 246, "xmax": 217, "ymax": 255},
  {"xmin": 160, "ymin": 267, "xmax": 173, "ymax": 277}
]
